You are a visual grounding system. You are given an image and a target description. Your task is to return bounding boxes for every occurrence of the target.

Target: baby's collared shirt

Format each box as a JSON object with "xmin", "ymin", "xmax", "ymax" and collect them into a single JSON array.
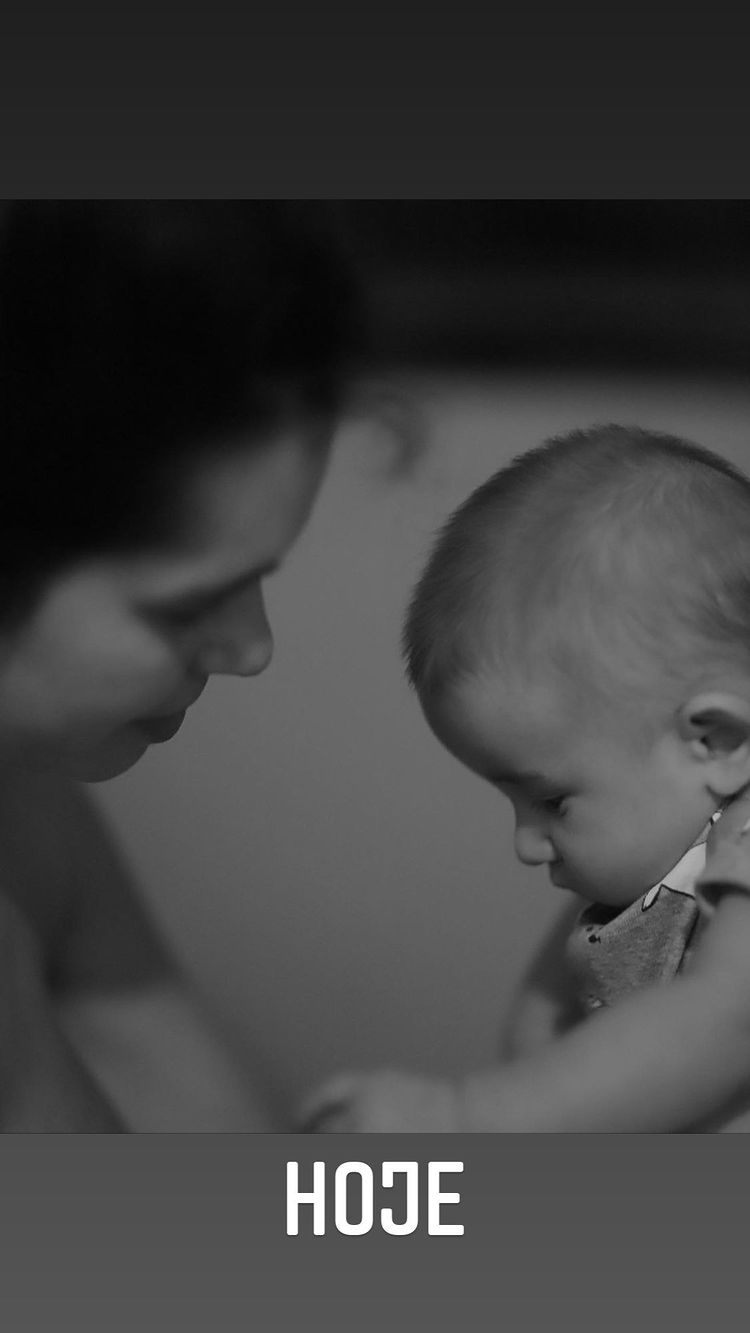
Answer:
[
  {"xmin": 642, "ymin": 810, "xmax": 721, "ymax": 912},
  {"xmin": 565, "ymin": 814, "xmax": 721, "ymax": 1014}
]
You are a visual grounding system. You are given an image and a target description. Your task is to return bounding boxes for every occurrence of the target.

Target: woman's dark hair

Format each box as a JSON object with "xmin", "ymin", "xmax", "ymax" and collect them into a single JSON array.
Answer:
[{"xmin": 0, "ymin": 201, "xmax": 363, "ymax": 612}]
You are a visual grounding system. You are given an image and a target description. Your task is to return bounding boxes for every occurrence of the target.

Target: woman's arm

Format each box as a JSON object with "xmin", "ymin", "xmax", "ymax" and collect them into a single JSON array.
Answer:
[
  {"xmin": 460, "ymin": 888, "xmax": 750, "ymax": 1131},
  {"xmin": 0, "ymin": 771, "xmax": 275, "ymax": 1131},
  {"xmin": 304, "ymin": 896, "xmax": 750, "ymax": 1132},
  {"xmin": 499, "ymin": 897, "xmax": 585, "ymax": 1061},
  {"xmin": 56, "ymin": 783, "xmax": 277, "ymax": 1131},
  {"xmin": 304, "ymin": 800, "xmax": 750, "ymax": 1133},
  {"xmin": 0, "ymin": 892, "xmax": 123, "ymax": 1131}
]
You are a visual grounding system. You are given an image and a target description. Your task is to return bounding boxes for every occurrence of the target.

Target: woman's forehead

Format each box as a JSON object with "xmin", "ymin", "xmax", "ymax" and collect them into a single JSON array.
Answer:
[
  {"xmin": 108, "ymin": 429, "xmax": 329, "ymax": 598},
  {"xmin": 171, "ymin": 427, "xmax": 328, "ymax": 547}
]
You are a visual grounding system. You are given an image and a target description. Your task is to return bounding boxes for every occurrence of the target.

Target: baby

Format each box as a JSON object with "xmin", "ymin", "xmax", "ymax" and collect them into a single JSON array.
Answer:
[{"xmin": 301, "ymin": 423, "xmax": 750, "ymax": 1132}]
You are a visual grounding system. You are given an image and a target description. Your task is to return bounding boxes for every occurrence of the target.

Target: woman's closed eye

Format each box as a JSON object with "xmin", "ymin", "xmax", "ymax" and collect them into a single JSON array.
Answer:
[
  {"xmin": 140, "ymin": 563, "xmax": 273, "ymax": 637},
  {"xmin": 148, "ymin": 586, "xmax": 242, "ymax": 633},
  {"xmin": 147, "ymin": 602, "xmax": 213, "ymax": 635}
]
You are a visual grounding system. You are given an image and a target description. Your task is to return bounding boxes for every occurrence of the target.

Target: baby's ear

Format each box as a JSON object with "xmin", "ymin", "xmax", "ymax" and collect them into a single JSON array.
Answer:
[{"xmin": 677, "ymin": 692, "xmax": 750, "ymax": 796}]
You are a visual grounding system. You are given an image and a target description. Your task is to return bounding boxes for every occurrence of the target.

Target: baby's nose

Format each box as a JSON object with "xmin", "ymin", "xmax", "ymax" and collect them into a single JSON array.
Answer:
[{"xmin": 514, "ymin": 822, "xmax": 556, "ymax": 867}]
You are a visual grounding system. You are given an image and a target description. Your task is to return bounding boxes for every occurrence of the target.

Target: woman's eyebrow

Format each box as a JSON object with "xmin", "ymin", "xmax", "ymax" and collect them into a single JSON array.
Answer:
[
  {"xmin": 489, "ymin": 768, "xmax": 544, "ymax": 784},
  {"xmin": 143, "ymin": 560, "xmax": 279, "ymax": 614},
  {"xmin": 488, "ymin": 769, "xmax": 559, "ymax": 792}
]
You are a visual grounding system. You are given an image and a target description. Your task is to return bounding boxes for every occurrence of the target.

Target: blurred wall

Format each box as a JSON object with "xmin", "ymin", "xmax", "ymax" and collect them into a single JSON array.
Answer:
[{"xmin": 94, "ymin": 369, "xmax": 750, "ymax": 1120}]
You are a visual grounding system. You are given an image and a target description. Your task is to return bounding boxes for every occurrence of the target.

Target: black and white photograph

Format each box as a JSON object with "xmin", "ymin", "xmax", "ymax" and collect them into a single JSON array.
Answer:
[{"xmin": 3, "ymin": 201, "xmax": 750, "ymax": 1138}]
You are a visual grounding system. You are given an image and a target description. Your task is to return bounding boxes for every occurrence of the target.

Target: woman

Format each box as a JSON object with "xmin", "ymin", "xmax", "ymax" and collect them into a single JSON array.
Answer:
[{"xmin": 0, "ymin": 201, "xmax": 361, "ymax": 1129}]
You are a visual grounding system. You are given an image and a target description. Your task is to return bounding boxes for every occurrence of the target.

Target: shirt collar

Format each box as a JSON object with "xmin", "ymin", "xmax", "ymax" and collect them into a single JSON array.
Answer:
[{"xmin": 641, "ymin": 811, "xmax": 721, "ymax": 908}]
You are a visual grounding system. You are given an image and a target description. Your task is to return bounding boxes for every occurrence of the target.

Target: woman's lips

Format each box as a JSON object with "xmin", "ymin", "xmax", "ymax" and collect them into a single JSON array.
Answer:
[
  {"xmin": 138, "ymin": 710, "xmax": 187, "ymax": 743},
  {"xmin": 136, "ymin": 681, "xmax": 207, "ymax": 745}
]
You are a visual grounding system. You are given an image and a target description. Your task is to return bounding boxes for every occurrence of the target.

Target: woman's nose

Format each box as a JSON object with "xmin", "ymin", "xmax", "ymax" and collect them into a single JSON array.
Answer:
[
  {"xmin": 195, "ymin": 585, "xmax": 274, "ymax": 678},
  {"xmin": 514, "ymin": 819, "xmax": 556, "ymax": 867}
]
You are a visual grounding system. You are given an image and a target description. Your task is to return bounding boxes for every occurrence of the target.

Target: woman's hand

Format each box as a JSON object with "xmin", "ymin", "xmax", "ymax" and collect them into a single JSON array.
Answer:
[
  {"xmin": 0, "ymin": 892, "xmax": 122, "ymax": 1131},
  {"xmin": 697, "ymin": 789, "xmax": 750, "ymax": 903},
  {"xmin": 297, "ymin": 1069, "xmax": 462, "ymax": 1133}
]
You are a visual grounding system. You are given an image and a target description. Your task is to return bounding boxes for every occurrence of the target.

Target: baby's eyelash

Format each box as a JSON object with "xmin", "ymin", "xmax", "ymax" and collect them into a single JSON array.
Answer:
[
  {"xmin": 492, "ymin": 780, "xmax": 568, "ymax": 817},
  {"xmin": 532, "ymin": 795, "xmax": 567, "ymax": 815}
]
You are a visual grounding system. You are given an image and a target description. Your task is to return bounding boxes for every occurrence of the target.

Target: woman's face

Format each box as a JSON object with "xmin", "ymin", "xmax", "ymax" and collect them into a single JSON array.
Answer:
[{"xmin": 0, "ymin": 427, "xmax": 329, "ymax": 781}]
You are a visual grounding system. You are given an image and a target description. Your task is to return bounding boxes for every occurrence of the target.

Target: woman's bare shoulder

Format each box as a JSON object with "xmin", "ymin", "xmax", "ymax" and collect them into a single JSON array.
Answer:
[
  {"xmin": 0, "ymin": 767, "xmax": 168, "ymax": 985},
  {"xmin": 0, "ymin": 768, "xmax": 103, "ymax": 946},
  {"xmin": 0, "ymin": 765, "xmax": 96, "ymax": 859}
]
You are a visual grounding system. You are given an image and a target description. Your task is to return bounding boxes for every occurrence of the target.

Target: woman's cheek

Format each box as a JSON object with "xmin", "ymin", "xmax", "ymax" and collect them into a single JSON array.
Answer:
[{"xmin": 128, "ymin": 635, "xmax": 187, "ymax": 710}]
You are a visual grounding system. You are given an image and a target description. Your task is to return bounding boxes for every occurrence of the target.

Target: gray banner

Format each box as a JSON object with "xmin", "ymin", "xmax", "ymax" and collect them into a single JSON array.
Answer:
[{"xmin": 0, "ymin": 1135, "xmax": 746, "ymax": 1304}]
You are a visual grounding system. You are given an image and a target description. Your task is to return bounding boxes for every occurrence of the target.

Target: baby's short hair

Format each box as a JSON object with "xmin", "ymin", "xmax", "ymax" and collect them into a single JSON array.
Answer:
[{"xmin": 403, "ymin": 424, "xmax": 750, "ymax": 727}]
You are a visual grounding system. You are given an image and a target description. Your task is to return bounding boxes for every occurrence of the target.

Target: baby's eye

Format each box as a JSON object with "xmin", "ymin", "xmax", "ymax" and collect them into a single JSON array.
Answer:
[{"xmin": 533, "ymin": 795, "xmax": 568, "ymax": 816}]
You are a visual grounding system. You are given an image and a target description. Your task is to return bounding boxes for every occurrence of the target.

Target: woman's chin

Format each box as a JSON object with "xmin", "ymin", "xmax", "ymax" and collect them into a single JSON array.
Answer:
[{"xmin": 64, "ymin": 731, "xmax": 151, "ymax": 783}]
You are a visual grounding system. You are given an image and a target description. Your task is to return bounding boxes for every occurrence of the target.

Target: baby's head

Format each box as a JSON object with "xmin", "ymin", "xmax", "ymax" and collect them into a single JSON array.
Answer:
[{"xmin": 404, "ymin": 425, "xmax": 750, "ymax": 907}]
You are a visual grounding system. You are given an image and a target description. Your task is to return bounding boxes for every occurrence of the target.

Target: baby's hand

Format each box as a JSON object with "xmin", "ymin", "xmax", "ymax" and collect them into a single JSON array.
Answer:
[
  {"xmin": 297, "ymin": 1069, "xmax": 462, "ymax": 1132},
  {"xmin": 698, "ymin": 788, "xmax": 750, "ymax": 899}
]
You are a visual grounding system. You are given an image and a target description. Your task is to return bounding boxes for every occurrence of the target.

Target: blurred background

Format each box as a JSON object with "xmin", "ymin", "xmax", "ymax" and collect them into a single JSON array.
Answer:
[
  {"xmin": 94, "ymin": 201, "xmax": 750, "ymax": 1123},
  {"xmin": 336, "ymin": 200, "xmax": 750, "ymax": 373}
]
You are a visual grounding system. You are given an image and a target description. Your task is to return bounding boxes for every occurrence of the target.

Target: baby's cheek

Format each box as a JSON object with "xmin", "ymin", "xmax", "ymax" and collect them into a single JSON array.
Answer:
[{"xmin": 573, "ymin": 834, "xmax": 633, "ymax": 898}]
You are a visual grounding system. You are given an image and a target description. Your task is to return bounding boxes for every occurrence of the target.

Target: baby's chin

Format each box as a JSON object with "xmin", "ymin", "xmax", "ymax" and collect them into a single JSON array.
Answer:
[
  {"xmin": 548, "ymin": 864, "xmax": 572, "ymax": 890},
  {"xmin": 549, "ymin": 866, "xmax": 640, "ymax": 909}
]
